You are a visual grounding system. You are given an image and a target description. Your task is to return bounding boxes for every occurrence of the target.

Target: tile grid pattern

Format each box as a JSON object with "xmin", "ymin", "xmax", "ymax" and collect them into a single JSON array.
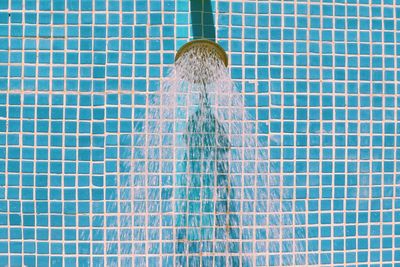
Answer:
[{"xmin": 0, "ymin": 0, "xmax": 399, "ymax": 266}]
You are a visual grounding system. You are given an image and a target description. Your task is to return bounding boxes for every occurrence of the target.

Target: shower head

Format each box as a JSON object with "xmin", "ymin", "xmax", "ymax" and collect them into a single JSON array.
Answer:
[
  {"xmin": 174, "ymin": 39, "xmax": 228, "ymax": 84},
  {"xmin": 175, "ymin": 39, "xmax": 228, "ymax": 67}
]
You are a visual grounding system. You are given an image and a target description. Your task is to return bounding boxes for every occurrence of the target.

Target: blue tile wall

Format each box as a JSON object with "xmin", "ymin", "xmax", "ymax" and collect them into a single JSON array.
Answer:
[{"xmin": 0, "ymin": 0, "xmax": 400, "ymax": 266}]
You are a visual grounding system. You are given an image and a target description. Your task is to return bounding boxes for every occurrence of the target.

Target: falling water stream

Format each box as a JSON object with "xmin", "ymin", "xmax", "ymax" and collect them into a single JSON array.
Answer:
[{"xmin": 118, "ymin": 44, "xmax": 317, "ymax": 266}]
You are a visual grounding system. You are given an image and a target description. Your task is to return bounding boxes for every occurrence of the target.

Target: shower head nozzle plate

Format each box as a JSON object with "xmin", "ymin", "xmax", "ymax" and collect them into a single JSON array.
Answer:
[{"xmin": 174, "ymin": 39, "xmax": 228, "ymax": 84}]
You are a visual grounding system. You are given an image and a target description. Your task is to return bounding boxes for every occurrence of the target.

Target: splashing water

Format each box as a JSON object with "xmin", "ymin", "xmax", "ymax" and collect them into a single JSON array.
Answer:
[{"xmin": 110, "ymin": 45, "xmax": 319, "ymax": 266}]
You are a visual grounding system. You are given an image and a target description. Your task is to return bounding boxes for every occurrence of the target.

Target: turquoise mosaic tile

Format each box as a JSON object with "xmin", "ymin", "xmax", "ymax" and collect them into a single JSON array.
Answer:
[{"xmin": 0, "ymin": 0, "xmax": 399, "ymax": 266}]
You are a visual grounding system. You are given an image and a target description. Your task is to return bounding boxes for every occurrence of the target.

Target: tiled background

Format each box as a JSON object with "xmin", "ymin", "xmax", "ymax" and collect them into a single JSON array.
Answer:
[{"xmin": 0, "ymin": 0, "xmax": 399, "ymax": 266}]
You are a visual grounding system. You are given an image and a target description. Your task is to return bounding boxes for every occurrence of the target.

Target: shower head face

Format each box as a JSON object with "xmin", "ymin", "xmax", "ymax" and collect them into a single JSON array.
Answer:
[{"xmin": 174, "ymin": 39, "xmax": 228, "ymax": 84}]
